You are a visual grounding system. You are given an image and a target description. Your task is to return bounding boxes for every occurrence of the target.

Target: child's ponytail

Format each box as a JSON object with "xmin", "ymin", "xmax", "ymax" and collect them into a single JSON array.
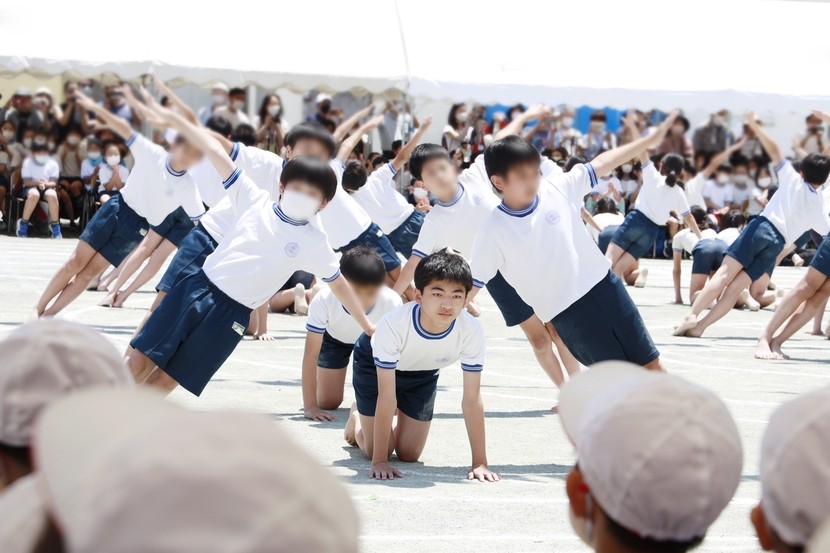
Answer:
[{"xmin": 660, "ymin": 154, "xmax": 685, "ymax": 188}]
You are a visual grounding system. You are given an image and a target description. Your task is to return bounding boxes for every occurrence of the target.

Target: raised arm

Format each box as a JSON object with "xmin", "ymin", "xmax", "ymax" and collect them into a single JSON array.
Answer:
[
  {"xmin": 701, "ymin": 137, "xmax": 746, "ymax": 179},
  {"xmin": 74, "ymin": 90, "xmax": 133, "ymax": 140},
  {"xmin": 336, "ymin": 114, "xmax": 384, "ymax": 163},
  {"xmin": 333, "ymin": 103, "xmax": 376, "ymax": 145},
  {"xmin": 746, "ymin": 111, "xmax": 781, "ymax": 166},
  {"xmin": 390, "ymin": 117, "xmax": 432, "ymax": 171},
  {"xmin": 591, "ymin": 111, "xmax": 678, "ymax": 177},
  {"xmin": 494, "ymin": 104, "xmax": 550, "ymax": 141},
  {"xmin": 152, "ymin": 74, "xmax": 199, "ymax": 125},
  {"xmin": 121, "ymin": 86, "xmax": 168, "ymax": 129}
]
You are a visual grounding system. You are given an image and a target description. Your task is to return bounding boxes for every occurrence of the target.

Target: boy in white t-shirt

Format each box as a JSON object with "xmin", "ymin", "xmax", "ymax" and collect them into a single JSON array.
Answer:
[
  {"xmin": 302, "ymin": 247, "xmax": 402, "ymax": 421},
  {"xmin": 468, "ymin": 113, "xmax": 679, "ymax": 370},
  {"xmin": 32, "ymin": 88, "xmax": 205, "ymax": 318},
  {"xmin": 16, "ymin": 142, "xmax": 61, "ymax": 239},
  {"xmin": 127, "ymin": 104, "xmax": 374, "ymax": 397},
  {"xmin": 676, "ymin": 112, "xmax": 830, "ymax": 338},
  {"xmin": 345, "ymin": 250, "xmax": 498, "ymax": 482}
]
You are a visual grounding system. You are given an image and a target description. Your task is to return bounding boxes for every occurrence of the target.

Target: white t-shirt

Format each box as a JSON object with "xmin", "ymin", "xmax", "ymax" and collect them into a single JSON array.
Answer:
[
  {"xmin": 587, "ymin": 212, "xmax": 625, "ymax": 242},
  {"xmin": 619, "ymin": 178, "xmax": 638, "ymax": 198},
  {"xmin": 471, "ymin": 163, "xmax": 612, "ymax": 321},
  {"xmin": 0, "ymin": 476, "xmax": 46, "ymax": 553},
  {"xmin": 634, "ymin": 162, "xmax": 691, "ymax": 224},
  {"xmin": 350, "ymin": 162, "xmax": 414, "ymax": 234},
  {"xmin": 672, "ymin": 227, "xmax": 717, "ymax": 254},
  {"xmin": 211, "ymin": 106, "xmax": 250, "ymax": 128},
  {"xmin": 748, "ymin": 186, "xmax": 767, "ymax": 216},
  {"xmin": 730, "ymin": 185, "xmax": 752, "ymax": 208},
  {"xmin": 716, "ymin": 227, "xmax": 741, "ymax": 246},
  {"xmin": 21, "ymin": 156, "xmax": 59, "ymax": 183},
  {"xmin": 203, "ymin": 168, "xmax": 341, "ymax": 308},
  {"xmin": 684, "ymin": 173, "xmax": 707, "ymax": 209},
  {"xmin": 188, "ymin": 157, "xmax": 227, "ymax": 209},
  {"xmin": 319, "ymin": 160, "xmax": 373, "ymax": 249},
  {"xmin": 371, "ymin": 303, "xmax": 485, "ymax": 373},
  {"xmin": 591, "ymin": 175, "xmax": 621, "ymax": 197},
  {"xmin": 96, "ymin": 164, "xmax": 129, "ymax": 194},
  {"xmin": 118, "ymin": 134, "xmax": 205, "ymax": 225},
  {"xmin": 761, "ymin": 160, "xmax": 830, "ymax": 243},
  {"xmin": 306, "ymin": 286, "xmax": 402, "ymax": 344},
  {"xmin": 412, "ymin": 156, "xmax": 500, "ymax": 259},
  {"xmin": 200, "ymin": 142, "xmax": 260, "ymax": 242},
  {"xmin": 80, "ymin": 158, "xmax": 101, "ymax": 180},
  {"xmin": 703, "ymin": 179, "xmax": 733, "ymax": 209}
]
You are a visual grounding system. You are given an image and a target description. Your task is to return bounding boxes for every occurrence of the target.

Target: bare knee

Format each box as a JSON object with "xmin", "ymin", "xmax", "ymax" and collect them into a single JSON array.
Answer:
[
  {"xmin": 44, "ymin": 189, "xmax": 58, "ymax": 200},
  {"xmin": 317, "ymin": 391, "xmax": 344, "ymax": 411},
  {"xmin": 395, "ymin": 447, "xmax": 423, "ymax": 463}
]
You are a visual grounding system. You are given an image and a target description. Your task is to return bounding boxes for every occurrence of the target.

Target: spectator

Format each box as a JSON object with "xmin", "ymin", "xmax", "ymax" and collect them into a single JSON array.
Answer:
[
  {"xmin": 553, "ymin": 106, "xmax": 582, "ymax": 154},
  {"xmin": 794, "ymin": 112, "xmax": 827, "ymax": 158},
  {"xmin": 581, "ymin": 110, "xmax": 616, "ymax": 160},
  {"xmin": 443, "ymin": 102, "xmax": 470, "ymax": 153},
  {"xmin": 748, "ymin": 165, "xmax": 772, "ymax": 221},
  {"xmin": 703, "ymin": 163, "xmax": 734, "ymax": 217},
  {"xmin": 0, "ymin": 120, "xmax": 23, "ymax": 172},
  {"xmin": 57, "ymin": 80, "xmax": 91, "ymax": 138},
  {"xmin": 80, "ymin": 137, "xmax": 105, "ymax": 199},
  {"xmin": 3, "ymin": 87, "xmax": 44, "ymax": 140},
  {"xmin": 692, "ymin": 110, "xmax": 732, "ymax": 160},
  {"xmin": 729, "ymin": 159, "xmax": 753, "ymax": 212},
  {"xmin": 96, "ymin": 142, "xmax": 129, "ymax": 203},
  {"xmin": 56, "ymin": 124, "xmax": 87, "ymax": 224},
  {"xmin": 407, "ymin": 178, "xmax": 433, "ymax": 212},
  {"xmin": 737, "ymin": 113, "xmax": 768, "ymax": 162},
  {"xmin": 17, "ymin": 141, "xmax": 61, "ymax": 238},
  {"xmin": 657, "ymin": 114, "xmax": 693, "ymax": 157},
  {"xmin": 616, "ymin": 109, "xmax": 647, "ymax": 145},
  {"xmin": 0, "ymin": 138, "xmax": 9, "ymax": 230},
  {"xmin": 104, "ymin": 85, "xmax": 140, "ymax": 127},
  {"xmin": 33, "ymin": 86, "xmax": 60, "ymax": 135},
  {"xmin": 525, "ymin": 113, "xmax": 554, "ymax": 152},
  {"xmin": 197, "ymin": 82, "xmax": 230, "ymax": 124},
  {"xmin": 379, "ymin": 99, "xmax": 417, "ymax": 151},
  {"xmin": 255, "ymin": 93, "xmax": 288, "ymax": 152},
  {"xmin": 213, "ymin": 86, "xmax": 250, "ymax": 129},
  {"xmin": 308, "ymin": 92, "xmax": 339, "ymax": 132}
]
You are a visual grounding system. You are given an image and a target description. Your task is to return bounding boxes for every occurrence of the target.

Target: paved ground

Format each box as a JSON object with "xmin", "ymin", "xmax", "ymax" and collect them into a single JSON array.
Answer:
[{"xmin": 2, "ymin": 235, "xmax": 829, "ymax": 553}]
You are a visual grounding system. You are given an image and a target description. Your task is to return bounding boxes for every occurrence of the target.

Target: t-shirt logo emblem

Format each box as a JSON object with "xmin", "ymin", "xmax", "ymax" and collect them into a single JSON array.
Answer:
[
  {"xmin": 285, "ymin": 242, "xmax": 299, "ymax": 257},
  {"xmin": 473, "ymin": 195, "xmax": 483, "ymax": 206},
  {"xmin": 546, "ymin": 210, "xmax": 560, "ymax": 225},
  {"xmin": 164, "ymin": 188, "xmax": 174, "ymax": 198}
]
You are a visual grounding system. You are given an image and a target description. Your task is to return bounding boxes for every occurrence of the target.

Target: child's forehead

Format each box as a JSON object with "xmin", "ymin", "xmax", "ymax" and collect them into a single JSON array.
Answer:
[{"xmin": 423, "ymin": 279, "xmax": 466, "ymax": 292}]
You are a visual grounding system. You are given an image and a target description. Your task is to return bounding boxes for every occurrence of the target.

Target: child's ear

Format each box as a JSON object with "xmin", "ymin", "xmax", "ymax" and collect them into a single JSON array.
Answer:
[
  {"xmin": 490, "ymin": 175, "xmax": 505, "ymax": 193},
  {"xmin": 278, "ymin": 183, "xmax": 285, "ymax": 197},
  {"xmin": 413, "ymin": 288, "xmax": 423, "ymax": 305},
  {"xmin": 750, "ymin": 503, "xmax": 775, "ymax": 551},
  {"xmin": 566, "ymin": 468, "xmax": 589, "ymax": 518}
]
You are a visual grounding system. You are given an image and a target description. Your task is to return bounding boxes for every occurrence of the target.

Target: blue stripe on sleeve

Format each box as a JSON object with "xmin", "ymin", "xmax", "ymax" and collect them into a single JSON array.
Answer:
[
  {"xmin": 586, "ymin": 163, "xmax": 598, "ymax": 188},
  {"xmin": 411, "ymin": 249, "xmax": 428, "ymax": 259},
  {"xmin": 680, "ymin": 210, "xmax": 691, "ymax": 217},
  {"xmin": 373, "ymin": 357, "xmax": 398, "ymax": 370},
  {"xmin": 461, "ymin": 363, "xmax": 483, "ymax": 372},
  {"xmin": 125, "ymin": 133, "xmax": 138, "ymax": 147},
  {"xmin": 230, "ymin": 142, "xmax": 240, "ymax": 161},
  {"xmin": 322, "ymin": 269, "xmax": 341, "ymax": 283},
  {"xmin": 306, "ymin": 324, "xmax": 326, "ymax": 334},
  {"xmin": 387, "ymin": 162, "xmax": 398, "ymax": 175},
  {"xmin": 641, "ymin": 161, "xmax": 652, "ymax": 170},
  {"xmin": 189, "ymin": 211, "xmax": 206, "ymax": 221},
  {"xmin": 774, "ymin": 160, "xmax": 787, "ymax": 173},
  {"xmin": 223, "ymin": 167, "xmax": 242, "ymax": 189},
  {"xmin": 472, "ymin": 278, "xmax": 486, "ymax": 289}
]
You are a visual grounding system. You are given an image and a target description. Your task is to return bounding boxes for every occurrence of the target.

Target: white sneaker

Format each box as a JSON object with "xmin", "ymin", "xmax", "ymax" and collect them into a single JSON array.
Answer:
[
  {"xmin": 634, "ymin": 268, "xmax": 649, "ymax": 288},
  {"xmin": 293, "ymin": 283, "xmax": 309, "ymax": 315}
]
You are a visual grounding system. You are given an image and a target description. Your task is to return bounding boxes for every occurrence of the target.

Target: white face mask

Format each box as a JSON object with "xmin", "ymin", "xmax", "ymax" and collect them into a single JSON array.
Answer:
[
  {"xmin": 34, "ymin": 138, "xmax": 46, "ymax": 146},
  {"xmin": 211, "ymin": 93, "xmax": 227, "ymax": 106},
  {"xmin": 562, "ymin": 116, "xmax": 574, "ymax": 127},
  {"xmin": 621, "ymin": 163, "xmax": 633, "ymax": 173},
  {"xmin": 716, "ymin": 173, "xmax": 730, "ymax": 185},
  {"xmin": 758, "ymin": 176, "xmax": 771, "ymax": 188},
  {"xmin": 2, "ymin": 130, "xmax": 14, "ymax": 141},
  {"xmin": 231, "ymin": 100, "xmax": 245, "ymax": 111},
  {"xmin": 88, "ymin": 151, "xmax": 102, "ymax": 161},
  {"xmin": 106, "ymin": 155, "xmax": 120, "ymax": 167},
  {"xmin": 267, "ymin": 104, "xmax": 281, "ymax": 117},
  {"xmin": 280, "ymin": 189, "xmax": 321, "ymax": 222},
  {"xmin": 413, "ymin": 187, "xmax": 428, "ymax": 199},
  {"xmin": 569, "ymin": 500, "xmax": 595, "ymax": 548},
  {"xmin": 23, "ymin": 138, "xmax": 32, "ymax": 148},
  {"xmin": 456, "ymin": 111, "xmax": 468, "ymax": 123},
  {"xmin": 590, "ymin": 121, "xmax": 605, "ymax": 133},
  {"xmin": 67, "ymin": 135, "xmax": 80, "ymax": 146},
  {"xmin": 34, "ymin": 154, "xmax": 49, "ymax": 164}
]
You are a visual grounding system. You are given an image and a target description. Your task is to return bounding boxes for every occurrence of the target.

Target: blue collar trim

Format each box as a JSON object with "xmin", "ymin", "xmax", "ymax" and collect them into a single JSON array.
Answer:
[
  {"xmin": 498, "ymin": 195, "xmax": 539, "ymax": 217},
  {"xmin": 412, "ymin": 304, "xmax": 455, "ymax": 340},
  {"xmin": 436, "ymin": 183, "xmax": 464, "ymax": 207},
  {"xmin": 165, "ymin": 157, "xmax": 186, "ymax": 177},
  {"xmin": 272, "ymin": 203, "xmax": 308, "ymax": 226}
]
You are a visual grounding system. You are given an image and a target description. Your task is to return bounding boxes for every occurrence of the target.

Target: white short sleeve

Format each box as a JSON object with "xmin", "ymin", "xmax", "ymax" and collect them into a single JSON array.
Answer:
[
  {"xmin": 370, "ymin": 316, "xmax": 404, "ymax": 370},
  {"xmin": 457, "ymin": 155, "xmax": 491, "ymax": 193},
  {"xmin": 459, "ymin": 317, "xmax": 486, "ymax": 372},
  {"xmin": 411, "ymin": 215, "xmax": 439, "ymax": 259},
  {"xmin": 80, "ymin": 159, "xmax": 95, "ymax": 179},
  {"xmin": 125, "ymin": 133, "xmax": 161, "ymax": 165},
  {"xmin": 308, "ymin": 240, "xmax": 341, "ymax": 283},
  {"xmin": 554, "ymin": 163, "xmax": 598, "ymax": 206},
  {"xmin": 775, "ymin": 160, "xmax": 800, "ymax": 191},
  {"xmin": 20, "ymin": 158, "xmax": 33, "ymax": 180},
  {"xmin": 541, "ymin": 157, "xmax": 563, "ymax": 179},
  {"xmin": 306, "ymin": 294, "xmax": 329, "ymax": 334},
  {"xmin": 181, "ymin": 186, "xmax": 206, "ymax": 220},
  {"xmin": 470, "ymin": 227, "xmax": 504, "ymax": 289},
  {"xmin": 222, "ymin": 168, "xmax": 265, "ymax": 212},
  {"xmin": 46, "ymin": 160, "xmax": 59, "ymax": 180},
  {"xmin": 674, "ymin": 188, "xmax": 691, "ymax": 216},
  {"xmin": 233, "ymin": 143, "xmax": 283, "ymax": 184}
]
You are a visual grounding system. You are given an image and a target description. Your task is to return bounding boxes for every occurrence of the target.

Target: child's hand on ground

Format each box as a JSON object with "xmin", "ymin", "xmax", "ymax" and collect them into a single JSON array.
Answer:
[
  {"xmin": 468, "ymin": 464, "xmax": 501, "ymax": 482},
  {"xmin": 370, "ymin": 462, "xmax": 402, "ymax": 480},
  {"xmin": 254, "ymin": 332, "xmax": 276, "ymax": 341},
  {"xmin": 303, "ymin": 406, "xmax": 335, "ymax": 422}
]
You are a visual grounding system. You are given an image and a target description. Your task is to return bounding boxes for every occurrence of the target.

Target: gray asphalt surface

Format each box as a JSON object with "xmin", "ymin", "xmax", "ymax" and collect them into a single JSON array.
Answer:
[{"xmin": 2, "ymin": 235, "xmax": 828, "ymax": 553}]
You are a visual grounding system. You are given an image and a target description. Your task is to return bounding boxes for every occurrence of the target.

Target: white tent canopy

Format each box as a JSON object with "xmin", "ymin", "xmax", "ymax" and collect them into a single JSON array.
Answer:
[{"xmin": 1, "ymin": 0, "xmax": 828, "ymax": 112}]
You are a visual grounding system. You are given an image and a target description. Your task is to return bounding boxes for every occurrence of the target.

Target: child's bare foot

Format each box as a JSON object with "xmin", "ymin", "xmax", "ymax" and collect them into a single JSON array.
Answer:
[
  {"xmin": 27, "ymin": 306, "xmax": 42, "ymax": 322},
  {"xmin": 755, "ymin": 337, "xmax": 783, "ymax": 360},
  {"xmin": 293, "ymin": 284, "xmax": 309, "ymax": 316},
  {"xmin": 633, "ymin": 268, "xmax": 649, "ymax": 288},
  {"xmin": 684, "ymin": 325, "xmax": 705, "ymax": 338},
  {"xmin": 808, "ymin": 327, "xmax": 824, "ymax": 336},
  {"xmin": 309, "ymin": 281, "xmax": 324, "ymax": 301},
  {"xmin": 793, "ymin": 253, "xmax": 805, "ymax": 267},
  {"xmin": 466, "ymin": 299, "xmax": 481, "ymax": 317},
  {"xmin": 344, "ymin": 402, "xmax": 358, "ymax": 447},
  {"xmin": 112, "ymin": 292, "xmax": 126, "ymax": 309},
  {"xmin": 98, "ymin": 292, "xmax": 117, "ymax": 307},
  {"xmin": 673, "ymin": 314, "xmax": 698, "ymax": 336},
  {"xmin": 737, "ymin": 289, "xmax": 760, "ymax": 312},
  {"xmin": 769, "ymin": 340, "xmax": 790, "ymax": 360}
]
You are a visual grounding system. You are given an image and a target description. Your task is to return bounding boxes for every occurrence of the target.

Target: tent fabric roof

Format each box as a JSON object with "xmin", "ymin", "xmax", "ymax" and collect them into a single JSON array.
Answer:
[{"xmin": 1, "ymin": 0, "xmax": 828, "ymax": 111}]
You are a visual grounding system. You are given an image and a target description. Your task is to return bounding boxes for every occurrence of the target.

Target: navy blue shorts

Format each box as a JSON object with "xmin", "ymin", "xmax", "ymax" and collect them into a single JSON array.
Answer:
[
  {"xmin": 811, "ymin": 234, "xmax": 830, "ymax": 278},
  {"xmin": 610, "ymin": 210, "xmax": 659, "ymax": 260},
  {"xmin": 337, "ymin": 223, "xmax": 401, "ymax": 272},
  {"xmin": 691, "ymin": 239, "xmax": 727, "ymax": 275},
  {"xmin": 352, "ymin": 333, "xmax": 439, "ymax": 421},
  {"xmin": 317, "ymin": 332, "xmax": 354, "ymax": 369},
  {"xmin": 131, "ymin": 270, "xmax": 251, "ymax": 396},
  {"xmin": 387, "ymin": 210, "xmax": 425, "ymax": 258},
  {"xmin": 552, "ymin": 271, "xmax": 659, "ymax": 367},
  {"xmin": 278, "ymin": 270, "xmax": 315, "ymax": 292},
  {"xmin": 726, "ymin": 216, "xmax": 785, "ymax": 281},
  {"xmin": 149, "ymin": 207, "xmax": 194, "ymax": 248},
  {"xmin": 486, "ymin": 271, "xmax": 535, "ymax": 327},
  {"xmin": 79, "ymin": 194, "xmax": 149, "ymax": 266},
  {"xmin": 597, "ymin": 225, "xmax": 620, "ymax": 255},
  {"xmin": 156, "ymin": 223, "xmax": 218, "ymax": 293}
]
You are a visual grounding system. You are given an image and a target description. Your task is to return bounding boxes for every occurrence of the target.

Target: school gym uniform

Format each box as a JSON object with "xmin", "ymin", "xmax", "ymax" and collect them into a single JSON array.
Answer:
[
  {"xmin": 471, "ymin": 163, "xmax": 659, "ymax": 367},
  {"xmin": 19, "ymin": 157, "xmax": 60, "ymax": 199},
  {"xmin": 672, "ymin": 228, "xmax": 724, "ymax": 275},
  {"xmin": 95, "ymin": 163, "xmax": 129, "ymax": 199},
  {"xmin": 352, "ymin": 303, "xmax": 485, "ymax": 421},
  {"xmin": 811, "ymin": 233, "xmax": 830, "ymax": 277},
  {"xmin": 727, "ymin": 161, "xmax": 829, "ymax": 281},
  {"xmin": 350, "ymin": 162, "xmax": 424, "ymax": 257},
  {"xmin": 79, "ymin": 133, "xmax": 204, "ymax": 267},
  {"xmin": 610, "ymin": 162, "xmax": 691, "ymax": 260},
  {"xmin": 587, "ymin": 212, "xmax": 625, "ymax": 254},
  {"xmin": 148, "ymin": 207, "xmax": 194, "ymax": 247},
  {"xmin": 131, "ymin": 168, "xmax": 341, "ymax": 396},
  {"xmin": 684, "ymin": 173, "xmax": 707, "ymax": 210},
  {"xmin": 306, "ymin": 286, "xmax": 402, "ymax": 369},
  {"xmin": 703, "ymin": 180, "xmax": 733, "ymax": 211}
]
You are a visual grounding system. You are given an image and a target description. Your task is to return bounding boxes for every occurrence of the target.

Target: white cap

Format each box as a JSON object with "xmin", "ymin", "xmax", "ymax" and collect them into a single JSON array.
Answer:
[
  {"xmin": 34, "ymin": 86, "xmax": 52, "ymax": 97},
  {"xmin": 559, "ymin": 362, "xmax": 743, "ymax": 542},
  {"xmin": 211, "ymin": 82, "xmax": 229, "ymax": 93},
  {"xmin": 761, "ymin": 384, "xmax": 830, "ymax": 546},
  {"xmin": 316, "ymin": 92, "xmax": 332, "ymax": 105},
  {"xmin": 33, "ymin": 388, "xmax": 360, "ymax": 553},
  {"xmin": 0, "ymin": 320, "xmax": 133, "ymax": 447},
  {"xmin": 808, "ymin": 517, "xmax": 830, "ymax": 552}
]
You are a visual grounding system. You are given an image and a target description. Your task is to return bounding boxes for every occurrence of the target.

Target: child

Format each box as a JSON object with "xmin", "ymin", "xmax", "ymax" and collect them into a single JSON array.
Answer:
[
  {"xmin": 344, "ymin": 117, "xmax": 432, "ymax": 258},
  {"xmin": 302, "ymin": 247, "xmax": 402, "ymax": 421},
  {"xmin": 468, "ymin": 112, "xmax": 680, "ymax": 370},
  {"xmin": 675, "ymin": 112, "xmax": 830, "ymax": 338},
  {"xmin": 32, "ymin": 89, "xmax": 205, "ymax": 318},
  {"xmin": 671, "ymin": 206, "xmax": 720, "ymax": 305},
  {"xmin": 17, "ymin": 141, "xmax": 61, "ymax": 239},
  {"xmin": 95, "ymin": 142, "xmax": 129, "ymax": 203},
  {"xmin": 345, "ymin": 250, "xmax": 498, "ymax": 482},
  {"xmin": 127, "ymin": 103, "xmax": 374, "ymax": 397},
  {"xmin": 606, "ymin": 115, "xmax": 702, "ymax": 286}
]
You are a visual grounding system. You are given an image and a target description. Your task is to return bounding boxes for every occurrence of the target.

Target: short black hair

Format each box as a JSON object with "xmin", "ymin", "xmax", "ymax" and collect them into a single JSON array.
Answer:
[
  {"xmin": 31, "ymin": 142, "xmax": 49, "ymax": 154},
  {"xmin": 409, "ymin": 143, "xmax": 450, "ymax": 181},
  {"xmin": 228, "ymin": 87, "xmax": 246, "ymax": 96},
  {"xmin": 231, "ymin": 123, "xmax": 257, "ymax": 147},
  {"xmin": 205, "ymin": 115, "xmax": 233, "ymax": 137},
  {"xmin": 690, "ymin": 205, "xmax": 708, "ymax": 228},
  {"xmin": 565, "ymin": 155, "xmax": 587, "ymax": 173},
  {"xmin": 371, "ymin": 156, "xmax": 386, "ymax": 169},
  {"xmin": 0, "ymin": 442, "xmax": 31, "ymax": 470},
  {"xmin": 800, "ymin": 153, "xmax": 830, "ymax": 186},
  {"xmin": 414, "ymin": 250, "xmax": 473, "ymax": 293},
  {"xmin": 340, "ymin": 246, "xmax": 386, "ymax": 287},
  {"xmin": 280, "ymin": 157, "xmax": 338, "ymax": 202},
  {"xmin": 391, "ymin": 139, "xmax": 403, "ymax": 151},
  {"xmin": 594, "ymin": 197, "xmax": 619, "ymax": 215},
  {"xmin": 483, "ymin": 135, "xmax": 540, "ymax": 181},
  {"xmin": 285, "ymin": 122, "xmax": 336, "ymax": 159},
  {"xmin": 722, "ymin": 209, "xmax": 746, "ymax": 229},
  {"xmin": 717, "ymin": 163, "xmax": 733, "ymax": 173},
  {"xmin": 341, "ymin": 159, "xmax": 368, "ymax": 192},
  {"xmin": 605, "ymin": 513, "xmax": 704, "ymax": 553},
  {"xmin": 86, "ymin": 137, "xmax": 102, "ymax": 150}
]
